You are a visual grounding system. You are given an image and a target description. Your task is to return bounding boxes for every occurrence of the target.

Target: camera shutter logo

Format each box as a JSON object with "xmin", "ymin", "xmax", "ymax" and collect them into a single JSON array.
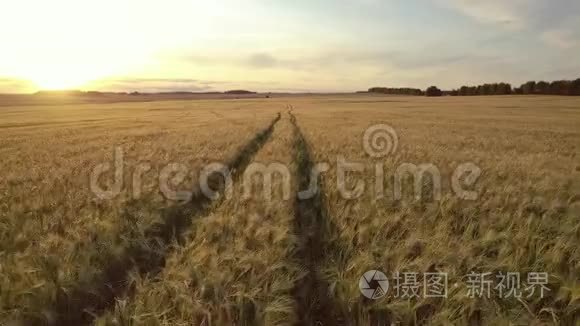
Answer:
[{"xmin": 359, "ymin": 270, "xmax": 389, "ymax": 299}]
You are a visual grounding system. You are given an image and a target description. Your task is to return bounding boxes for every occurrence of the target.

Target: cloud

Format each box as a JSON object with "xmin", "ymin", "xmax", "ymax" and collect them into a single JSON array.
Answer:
[
  {"xmin": 539, "ymin": 15, "xmax": 580, "ymax": 50},
  {"xmin": 436, "ymin": 0, "xmax": 529, "ymax": 28},
  {"xmin": 246, "ymin": 53, "xmax": 281, "ymax": 68},
  {"xmin": 86, "ymin": 76, "xmax": 293, "ymax": 93},
  {"xmin": 380, "ymin": 51, "xmax": 502, "ymax": 70},
  {"xmin": 436, "ymin": 0, "xmax": 580, "ymax": 50},
  {"xmin": 541, "ymin": 29, "xmax": 579, "ymax": 49},
  {"xmin": 244, "ymin": 50, "xmax": 477, "ymax": 71},
  {"xmin": 88, "ymin": 78, "xmax": 214, "ymax": 93},
  {"xmin": 173, "ymin": 47, "xmax": 515, "ymax": 89},
  {"xmin": 436, "ymin": 0, "xmax": 580, "ymax": 31},
  {"xmin": 179, "ymin": 51, "xmax": 314, "ymax": 71}
]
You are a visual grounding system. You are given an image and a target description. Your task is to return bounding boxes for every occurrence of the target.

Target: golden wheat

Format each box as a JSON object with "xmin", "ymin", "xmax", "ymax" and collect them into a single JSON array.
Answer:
[{"xmin": 1, "ymin": 95, "xmax": 579, "ymax": 325}]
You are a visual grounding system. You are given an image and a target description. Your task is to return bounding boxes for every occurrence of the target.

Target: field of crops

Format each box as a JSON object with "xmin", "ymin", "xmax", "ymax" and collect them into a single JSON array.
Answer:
[{"xmin": 1, "ymin": 95, "xmax": 579, "ymax": 325}]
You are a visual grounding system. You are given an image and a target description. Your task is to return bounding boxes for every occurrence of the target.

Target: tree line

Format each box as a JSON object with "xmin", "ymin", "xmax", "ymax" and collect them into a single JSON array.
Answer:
[
  {"xmin": 512, "ymin": 79, "xmax": 580, "ymax": 95},
  {"xmin": 368, "ymin": 87, "xmax": 423, "ymax": 96},
  {"xmin": 450, "ymin": 82, "xmax": 512, "ymax": 96},
  {"xmin": 369, "ymin": 77, "xmax": 580, "ymax": 97}
]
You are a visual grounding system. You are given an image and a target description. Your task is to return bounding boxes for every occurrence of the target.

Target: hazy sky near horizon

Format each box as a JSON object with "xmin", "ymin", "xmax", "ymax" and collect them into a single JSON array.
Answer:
[{"xmin": 0, "ymin": 0, "xmax": 579, "ymax": 93}]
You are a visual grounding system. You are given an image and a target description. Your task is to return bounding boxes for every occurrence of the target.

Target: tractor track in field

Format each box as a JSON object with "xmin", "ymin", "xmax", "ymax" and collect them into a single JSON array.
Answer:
[
  {"xmin": 40, "ymin": 113, "xmax": 281, "ymax": 326},
  {"xmin": 289, "ymin": 110, "xmax": 346, "ymax": 326}
]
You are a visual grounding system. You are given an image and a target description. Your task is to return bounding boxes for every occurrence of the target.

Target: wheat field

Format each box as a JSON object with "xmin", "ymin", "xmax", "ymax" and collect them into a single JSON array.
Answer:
[{"xmin": 1, "ymin": 95, "xmax": 579, "ymax": 325}]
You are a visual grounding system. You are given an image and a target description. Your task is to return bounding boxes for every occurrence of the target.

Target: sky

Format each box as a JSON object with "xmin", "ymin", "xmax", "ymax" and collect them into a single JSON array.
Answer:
[{"xmin": 0, "ymin": 0, "xmax": 579, "ymax": 93}]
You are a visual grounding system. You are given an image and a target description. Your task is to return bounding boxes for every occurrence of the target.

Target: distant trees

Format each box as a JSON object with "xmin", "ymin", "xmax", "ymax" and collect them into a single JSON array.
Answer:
[
  {"xmin": 535, "ymin": 81, "xmax": 549, "ymax": 94},
  {"xmin": 225, "ymin": 90, "xmax": 257, "ymax": 95},
  {"xmin": 549, "ymin": 81, "xmax": 569, "ymax": 95},
  {"xmin": 497, "ymin": 83, "xmax": 512, "ymax": 95},
  {"xmin": 450, "ymin": 79, "xmax": 580, "ymax": 96},
  {"xmin": 521, "ymin": 81, "xmax": 536, "ymax": 95},
  {"xmin": 369, "ymin": 77, "xmax": 579, "ymax": 97},
  {"xmin": 573, "ymin": 79, "xmax": 580, "ymax": 95},
  {"xmin": 518, "ymin": 79, "xmax": 580, "ymax": 95},
  {"xmin": 453, "ymin": 83, "xmax": 512, "ymax": 96},
  {"xmin": 368, "ymin": 87, "xmax": 424, "ymax": 96},
  {"xmin": 458, "ymin": 86, "xmax": 476, "ymax": 96},
  {"xmin": 425, "ymin": 86, "xmax": 443, "ymax": 97}
]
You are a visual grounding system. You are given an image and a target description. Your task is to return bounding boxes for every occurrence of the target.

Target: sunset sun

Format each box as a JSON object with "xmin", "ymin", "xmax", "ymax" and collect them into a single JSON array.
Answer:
[
  {"xmin": 15, "ymin": 54, "xmax": 148, "ymax": 91},
  {"xmin": 31, "ymin": 74, "xmax": 93, "ymax": 91}
]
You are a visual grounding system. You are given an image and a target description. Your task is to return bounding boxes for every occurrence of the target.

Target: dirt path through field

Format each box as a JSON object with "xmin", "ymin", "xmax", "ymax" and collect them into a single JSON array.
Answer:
[
  {"xmin": 49, "ymin": 114, "xmax": 281, "ymax": 325},
  {"xmin": 289, "ymin": 110, "xmax": 346, "ymax": 325}
]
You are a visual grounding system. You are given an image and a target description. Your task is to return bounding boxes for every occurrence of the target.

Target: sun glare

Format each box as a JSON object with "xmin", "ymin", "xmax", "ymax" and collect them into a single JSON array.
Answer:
[
  {"xmin": 16, "ymin": 57, "xmax": 144, "ymax": 92},
  {"xmin": 31, "ymin": 75, "xmax": 92, "ymax": 91}
]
